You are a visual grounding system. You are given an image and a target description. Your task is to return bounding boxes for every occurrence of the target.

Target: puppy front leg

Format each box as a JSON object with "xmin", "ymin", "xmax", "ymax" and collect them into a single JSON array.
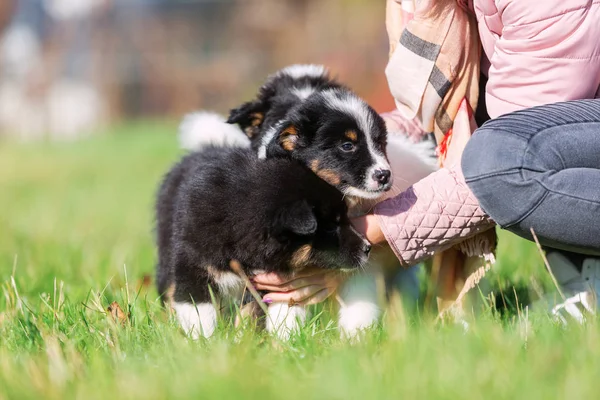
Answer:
[
  {"xmin": 338, "ymin": 270, "xmax": 381, "ymax": 340},
  {"xmin": 172, "ymin": 301, "xmax": 218, "ymax": 339},
  {"xmin": 266, "ymin": 303, "xmax": 307, "ymax": 340}
]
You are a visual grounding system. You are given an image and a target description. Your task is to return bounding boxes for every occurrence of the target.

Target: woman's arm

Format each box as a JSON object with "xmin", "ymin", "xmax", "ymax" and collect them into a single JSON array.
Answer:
[{"xmin": 375, "ymin": 163, "xmax": 494, "ymax": 266}]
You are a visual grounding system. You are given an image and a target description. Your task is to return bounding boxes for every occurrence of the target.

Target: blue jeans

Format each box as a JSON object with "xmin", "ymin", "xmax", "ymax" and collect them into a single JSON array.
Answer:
[{"xmin": 462, "ymin": 99, "xmax": 600, "ymax": 257}]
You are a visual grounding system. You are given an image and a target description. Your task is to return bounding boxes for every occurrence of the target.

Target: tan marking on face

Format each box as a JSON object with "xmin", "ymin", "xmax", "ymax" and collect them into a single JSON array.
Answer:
[
  {"xmin": 316, "ymin": 169, "xmax": 342, "ymax": 186},
  {"xmin": 250, "ymin": 112, "xmax": 264, "ymax": 127},
  {"xmin": 281, "ymin": 137, "xmax": 296, "ymax": 151},
  {"xmin": 280, "ymin": 125, "xmax": 298, "ymax": 151},
  {"xmin": 345, "ymin": 130, "xmax": 358, "ymax": 141},
  {"xmin": 282, "ymin": 125, "xmax": 297, "ymax": 136},
  {"xmin": 310, "ymin": 159, "xmax": 320, "ymax": 173},
  {"xmin": 289, "ymin": 244, "xmax": 313, "ymax": 269},
  {"xmin": 310, "ymin": 158, "xmax": 341, "ymax": 186}
]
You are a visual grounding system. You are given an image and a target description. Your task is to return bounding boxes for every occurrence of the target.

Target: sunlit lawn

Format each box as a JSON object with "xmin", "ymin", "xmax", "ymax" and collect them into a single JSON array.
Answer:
[{"xmin": 0, "ymin": 122, "xmax": 595, "ymax": 400}]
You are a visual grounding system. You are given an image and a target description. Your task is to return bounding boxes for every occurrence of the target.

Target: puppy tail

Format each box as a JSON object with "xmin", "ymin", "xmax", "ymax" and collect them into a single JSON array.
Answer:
[{"xmin": 178, "ymin": 111, "xmax": 251, "ymax": 151}]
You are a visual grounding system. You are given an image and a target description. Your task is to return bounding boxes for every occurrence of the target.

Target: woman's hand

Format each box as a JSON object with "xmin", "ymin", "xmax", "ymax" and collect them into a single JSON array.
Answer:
[
  {"xmin": 351, "ymin": 214, "xmax": 386, "ymax": 245},
  {"xmin": 252, "ymin": 267, "xmax": 346, "ymax": 305}
]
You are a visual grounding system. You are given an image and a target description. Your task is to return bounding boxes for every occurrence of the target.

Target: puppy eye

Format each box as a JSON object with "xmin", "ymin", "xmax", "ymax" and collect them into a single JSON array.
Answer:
[
  {"xmin": 339, "ymin": 142, "xmax": 355, "ymax": 152},
  {"xmin": 335, "ymin": 215, "xmax": 341, "ymax": 223}
]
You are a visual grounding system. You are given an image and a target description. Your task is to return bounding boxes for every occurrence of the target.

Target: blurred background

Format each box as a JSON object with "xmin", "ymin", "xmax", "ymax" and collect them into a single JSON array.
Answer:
[{"xmin": 0, "ymin": 0, "xmax": 393, "ymax": 140}]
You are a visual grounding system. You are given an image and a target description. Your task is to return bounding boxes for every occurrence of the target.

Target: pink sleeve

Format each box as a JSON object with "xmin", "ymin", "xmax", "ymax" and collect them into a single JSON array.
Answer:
[
  {"xmin": 477, "ymin": 1, "xmax": 600, "ymax": 119},
  {"xmin": 374, "ymin": 163, "xmax": 495, "ymax": 266}
]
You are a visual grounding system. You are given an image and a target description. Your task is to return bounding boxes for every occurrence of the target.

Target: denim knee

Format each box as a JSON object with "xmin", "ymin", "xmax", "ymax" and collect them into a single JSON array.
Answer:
[
  {"xmin": 461, "ymin": 123, "xmax": 526, "ymax": 181},
  {"xmin": 461, "ymin": 124, "xmax": 546, "ymax": 228}
]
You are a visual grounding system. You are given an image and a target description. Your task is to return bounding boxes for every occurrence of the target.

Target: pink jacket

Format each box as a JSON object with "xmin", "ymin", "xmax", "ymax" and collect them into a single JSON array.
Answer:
[{"xmin": 377, "ymin": 0, "xmax": 600, "ymax": 266}]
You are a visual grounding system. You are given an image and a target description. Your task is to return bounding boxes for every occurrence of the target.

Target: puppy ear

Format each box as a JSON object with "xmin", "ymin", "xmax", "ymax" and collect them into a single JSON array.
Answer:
[
  {"xmin": 271, "ymin": 106, "xmax": 318, "ymax": 155},
  {"xmin": 276, "ymin": 200, "xmax": 317, "ymax": 236},
  {"xmin": 226, "ymin": 100, "xmax": 265, "ymax": 139},
  {"xmin": 277, "ymin": 124, "xmax": 300, "ymax": 152},
  {"xmin": 262, "ymin": 122, "xmax": 300, "ymax": 158}
]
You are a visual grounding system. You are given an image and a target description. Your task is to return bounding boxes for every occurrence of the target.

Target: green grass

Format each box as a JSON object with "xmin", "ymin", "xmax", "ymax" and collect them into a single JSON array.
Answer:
[{"xmin": 0, "ymin": 122, "xmax": 597, "ymax": 399}]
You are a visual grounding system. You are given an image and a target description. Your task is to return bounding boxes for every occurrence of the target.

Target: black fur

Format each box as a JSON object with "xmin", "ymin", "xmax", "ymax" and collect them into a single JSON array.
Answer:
[
  {"xmin": 155, "ymin": 146, "xmax": 370, "ymax": 305},
  {"xmin": 227, "ymin": 69, "xmax": 344, "ymax": 148}
]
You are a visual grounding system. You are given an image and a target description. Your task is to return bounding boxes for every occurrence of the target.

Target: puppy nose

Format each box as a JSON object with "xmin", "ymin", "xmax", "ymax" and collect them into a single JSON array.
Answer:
[
  {"xmin": 362, "ymin": 242, "xmax": 371, "ymax": 255},
  {"xmin": 372, "ymin": 169, "xmax": 391, "ymax": 186}
]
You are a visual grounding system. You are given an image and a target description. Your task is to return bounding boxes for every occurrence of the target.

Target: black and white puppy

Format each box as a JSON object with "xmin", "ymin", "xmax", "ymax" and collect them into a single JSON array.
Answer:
[
  {"xmin": 227, "ymin": 64, "xmax": 394, "ymax": 201},
  {"xmin": 155, "ymin": 146, "xmax": 370, "ymax": 339}
]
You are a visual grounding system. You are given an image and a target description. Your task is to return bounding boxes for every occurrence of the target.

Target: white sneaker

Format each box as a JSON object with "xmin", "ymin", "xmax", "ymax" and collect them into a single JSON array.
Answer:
[{"xmin": 544, "ymin": 252, "xmax": 600, "ymax": 324}]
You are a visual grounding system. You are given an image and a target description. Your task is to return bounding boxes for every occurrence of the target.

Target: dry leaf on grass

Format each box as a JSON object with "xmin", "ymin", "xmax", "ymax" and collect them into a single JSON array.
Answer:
[
  {"xmin": 107, "ymin": 301, "xmax": 128, "ymax": 325},
  {"xmin": 136, "ymin": 274, "xmax": 152, "ymax": 292}
]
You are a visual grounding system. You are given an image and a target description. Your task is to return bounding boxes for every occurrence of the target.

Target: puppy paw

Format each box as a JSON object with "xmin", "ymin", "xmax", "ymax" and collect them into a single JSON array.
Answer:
[
  {"xmin": 266, "ymin": 303, "xmax": 307, "ymax": 340},
  {"xmin": 172, "ymin": 302, "xmax": 217, "ymax": 339},
  {"xmin": 338, "ymin": 301, "xmax": 380, "ymax": 340}
]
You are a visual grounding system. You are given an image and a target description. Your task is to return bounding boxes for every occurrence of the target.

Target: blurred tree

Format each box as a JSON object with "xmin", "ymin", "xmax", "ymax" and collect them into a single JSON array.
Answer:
[{"xmin": 0, "ymin": 0, "xmax": 393, "ymax": 139}]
